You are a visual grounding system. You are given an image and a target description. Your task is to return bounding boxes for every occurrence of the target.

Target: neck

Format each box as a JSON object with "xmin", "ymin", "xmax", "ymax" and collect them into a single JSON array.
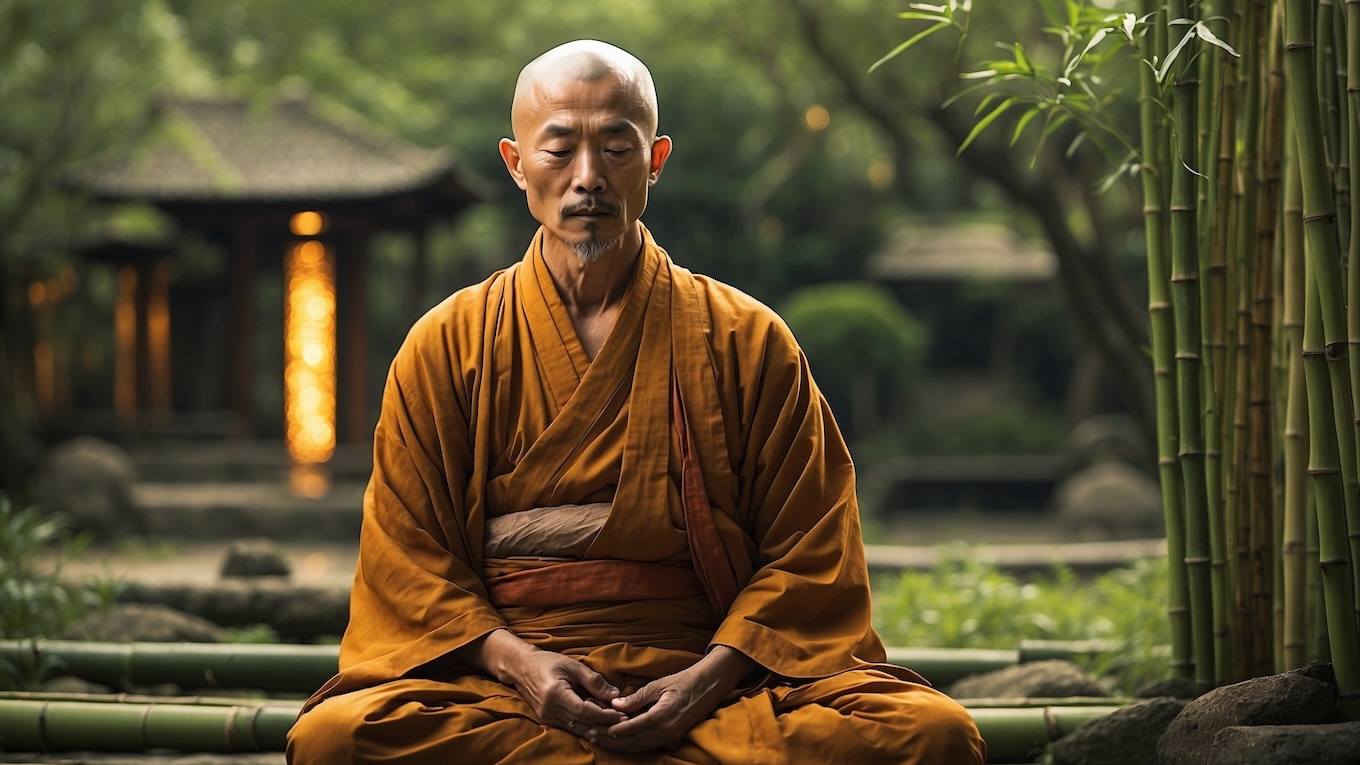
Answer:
[{"xmin": 540, "ymin": 225, "xmax": 644, "ymax": 316}]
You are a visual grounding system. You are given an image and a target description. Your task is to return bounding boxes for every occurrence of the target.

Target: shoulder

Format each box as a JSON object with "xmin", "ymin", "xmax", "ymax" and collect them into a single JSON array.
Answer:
[
  {"xmin": 687, "ymin": 271, "xmax": 802, "ymax": 363},
  {"xmin": 388, "ymin": 264, "xmax": 518, "ymax": 393}
]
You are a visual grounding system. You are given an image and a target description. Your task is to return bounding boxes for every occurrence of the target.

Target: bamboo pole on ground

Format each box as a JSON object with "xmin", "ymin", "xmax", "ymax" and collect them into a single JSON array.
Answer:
[
  {"xmin": 0, "ymin": 696, "xmax": 1129, "ymax": 760},
  {"xmin": 1140, "ymin": 0, "xmax": 1192, "ymax": 680}
]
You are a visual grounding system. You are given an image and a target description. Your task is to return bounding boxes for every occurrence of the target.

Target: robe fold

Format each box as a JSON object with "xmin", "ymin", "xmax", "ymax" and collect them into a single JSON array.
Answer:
[{"xmin": 287, "ymin": 224, "xmax": 986, "ymax": 765}]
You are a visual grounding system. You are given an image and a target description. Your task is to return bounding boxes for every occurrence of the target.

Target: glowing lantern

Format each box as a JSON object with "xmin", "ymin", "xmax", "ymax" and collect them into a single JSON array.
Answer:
[{"xmin": 284, "ymin": 239, "xmax": 337, "ymax": 465}]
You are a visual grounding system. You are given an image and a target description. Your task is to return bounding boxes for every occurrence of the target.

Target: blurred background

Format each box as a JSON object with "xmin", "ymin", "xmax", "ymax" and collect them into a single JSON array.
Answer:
[{"xmin": 0, "ymin": 0, "xmax": 1160, "ymax": 547}]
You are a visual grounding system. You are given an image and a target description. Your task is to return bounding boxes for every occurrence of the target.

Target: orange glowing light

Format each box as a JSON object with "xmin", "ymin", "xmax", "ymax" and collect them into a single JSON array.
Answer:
[
  {"xmin": 805, "ymin": 105, "xmax": 831, "ymax": 132},
  {"xmin": 291, "ymin": 211, "xmax": 327, "ymax": 237},
  {"xmin": 28, "ymin": 282, "xmax": 46, "ymax": 306},
  {"xmin": 114, "ymin": 266, "xmax": 138, "ymax": 417},
  {"xmin": 284, "ymin": 240, "xmax": 337, "ymax": 464}
]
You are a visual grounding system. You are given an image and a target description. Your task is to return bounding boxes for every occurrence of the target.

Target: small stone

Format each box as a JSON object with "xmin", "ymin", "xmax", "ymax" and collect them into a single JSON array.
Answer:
[
  {"xmin": 62, "ymin": 603, "xmax": 225, "ymax": 643},
  {"xmin": 947, "ymin": 659, "xmax": 1107, "ymax": 700},
  {"xmin": 40, "ymin": 675, "xmax": 112, "ymax": 694},
  {"xmin": 221, "ymin": 538, "xmax": 292, "ymax": 578}
]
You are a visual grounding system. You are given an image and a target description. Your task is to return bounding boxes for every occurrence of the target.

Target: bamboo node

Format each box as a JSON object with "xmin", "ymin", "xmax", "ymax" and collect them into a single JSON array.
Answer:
[
  {"xmin": 1305, "ymin": 468, "xmax": 1341, "ymax": 477},
  {"xmin": 1302, "ymin": 212, "xmax": 1336, "ymax": 223},
  {"xmin": 1324, "ymin": 343, "xmax": 1348, "ymax": 360}
]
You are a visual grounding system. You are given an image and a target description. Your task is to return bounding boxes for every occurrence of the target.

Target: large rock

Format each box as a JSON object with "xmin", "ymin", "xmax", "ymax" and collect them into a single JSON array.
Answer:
[
  {"xmin": 1049, "ymin": 697, "xmax": 1187, "ymax": 765},
  {"xmin": 36, "ymin": 436, "xmax": 141, "ymax": 538},
  {"xmin": 1208, "ymin": 722, "xmax": 1360, "ymax": 765},
  {"xmin": 947, "ymin": 659, "xmax": 1107, "ymax": 699},
  {"xmin": 1054, "ymin": 461, "xmax": 1164, "ymax": 539},
  {"xmin": 62, "ymin": 603, "xmax": 225, "ymax": 643},
  {"xmin": 1158, "ymin": 669, "xmax": 1338, "ymax": 765}
]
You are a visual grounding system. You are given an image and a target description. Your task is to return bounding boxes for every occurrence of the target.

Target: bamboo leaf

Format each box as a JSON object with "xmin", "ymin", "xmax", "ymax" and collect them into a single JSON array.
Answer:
[
  {"xmin": 1012, "ymin": 103, "xmax": 1045, "ymax": 145},
  {"xmin": 1192, "ymin": 21, "xmax": 1239, "ymax": 58},
  {"xmin": 957, "ymin": 96, "xmax": 1016, "ymax": 155},
  {"xmin": 1156, "ymin": 25, "xmax": 1199, "ymax": 83},
  {"xmin": 869, "ymin": 22, "xmax": 953, "ymax": 73},
  {"xmin": 1063, "ymin": 28, "xmax": 1110, "ymax": 82}
]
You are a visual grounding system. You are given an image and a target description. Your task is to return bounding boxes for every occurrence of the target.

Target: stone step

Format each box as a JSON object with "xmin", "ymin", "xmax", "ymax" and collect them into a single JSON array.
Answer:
[
  {"xmin": 123, "ymin": 440, "xmax": 371, "ymax": 483},
  {"xmin": 133, "ymin": 482, "xmax": 364, "ymax": 540}
]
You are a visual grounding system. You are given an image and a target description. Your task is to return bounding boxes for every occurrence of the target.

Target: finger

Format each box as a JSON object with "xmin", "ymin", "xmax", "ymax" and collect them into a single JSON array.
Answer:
[
  {"xmin": 610, "ymin": 682, "xmax": 660, "ymax": 715},
  {"xmin": 563, "ymin": 660, "xmax": 620, "ymax": 704}
]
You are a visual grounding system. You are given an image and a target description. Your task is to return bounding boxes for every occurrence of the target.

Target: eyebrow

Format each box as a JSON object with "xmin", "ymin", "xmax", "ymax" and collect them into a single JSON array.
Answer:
[{"xmin": 539, "ymin": 120, "xmax": 638, "ymax": 139}]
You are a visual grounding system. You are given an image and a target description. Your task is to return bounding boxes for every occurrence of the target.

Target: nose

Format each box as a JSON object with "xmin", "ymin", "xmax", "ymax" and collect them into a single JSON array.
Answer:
[{"xmin": 571, "ymin": 152, "xmax": 606, "ymax": 194}]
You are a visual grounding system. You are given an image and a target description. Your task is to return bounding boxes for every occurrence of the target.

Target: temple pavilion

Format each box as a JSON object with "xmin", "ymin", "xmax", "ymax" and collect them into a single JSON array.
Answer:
[{"xmin": 58, "ymin": 95, "xmax": 485, "ymax": 467}]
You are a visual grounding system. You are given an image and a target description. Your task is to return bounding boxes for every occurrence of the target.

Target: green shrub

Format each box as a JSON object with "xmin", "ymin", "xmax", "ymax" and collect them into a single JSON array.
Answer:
[
  {"xmin": 873, "ymin": 549, "xmax": 1170, "ymax": 694},
  {"xmin": 780, "ymin": 282, "xmax": 928, "ymax": 442},
  {"xmin": 0, "ymin": 495, "xmax": 121, "ymax": 640}
]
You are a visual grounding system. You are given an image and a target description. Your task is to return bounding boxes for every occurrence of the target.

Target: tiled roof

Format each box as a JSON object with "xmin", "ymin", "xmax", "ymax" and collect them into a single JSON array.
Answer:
[
  {"xmin": 66, "ymin": 97, "xmax": 476, "ymax": 204},
  {"xmin": 868, "ymin": 223, "xmax": 1057, "ymax": 282}
]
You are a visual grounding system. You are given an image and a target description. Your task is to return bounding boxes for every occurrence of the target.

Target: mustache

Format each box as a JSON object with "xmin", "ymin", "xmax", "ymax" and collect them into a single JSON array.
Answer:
[{"xmin": 561, "ymin": 197, "xmax": 620, "ymax": 216}]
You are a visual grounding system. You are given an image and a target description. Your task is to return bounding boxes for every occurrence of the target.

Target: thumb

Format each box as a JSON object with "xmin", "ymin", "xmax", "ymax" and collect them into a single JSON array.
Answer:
[{"xmin": 565, "ymin": 661, "xmax": 619, "ymax": 703}]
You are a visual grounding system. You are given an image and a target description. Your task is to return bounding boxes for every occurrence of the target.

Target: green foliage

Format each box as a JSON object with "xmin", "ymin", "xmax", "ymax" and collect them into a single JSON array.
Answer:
[
  {"xmin": 0, "ymin": 495, "xmax": 120, "ymax": 642},
  {"xmin": 224, "ymin": 624, "xmax": 280, "ymax": 644},
  {"xmin": 780, "ymin": 282, "xmax": 927, "ymax": 441},
  {"xmin": 873, "ymin": 551, "xmax": 1170, "ymax": 693}
]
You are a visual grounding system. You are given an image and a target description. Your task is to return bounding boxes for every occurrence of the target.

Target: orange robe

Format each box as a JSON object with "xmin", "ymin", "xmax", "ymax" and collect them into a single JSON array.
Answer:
[{"xmin": 287, "ymin": 225, "xmax": 985, "ymax": 764}]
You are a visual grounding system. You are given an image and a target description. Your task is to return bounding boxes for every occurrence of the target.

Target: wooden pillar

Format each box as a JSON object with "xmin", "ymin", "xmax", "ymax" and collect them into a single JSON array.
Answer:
[
  {"xmin": 133, "ymin": 261, "xmax": 153, "ymax": 414},
  {"xmin": 229, "ymin": 221, "xmax": 258, "ymax": 435},
  {"xmin": 409, "ymin": 225, "xmax": 429, "ymax": 328},
  {"xmin": 337, "ymin": 223, "xmax": 371, "ymax": 443}
]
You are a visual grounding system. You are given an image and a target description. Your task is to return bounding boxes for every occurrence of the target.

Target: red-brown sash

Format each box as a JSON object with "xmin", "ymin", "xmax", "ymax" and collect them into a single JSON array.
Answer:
[
  {"xmin": 485, "ymin": 559, "xmax": 703, "ymax": 608},
  {"xmin": 672, "ymin": 369, "xmax": 740, "ymax": 619}
]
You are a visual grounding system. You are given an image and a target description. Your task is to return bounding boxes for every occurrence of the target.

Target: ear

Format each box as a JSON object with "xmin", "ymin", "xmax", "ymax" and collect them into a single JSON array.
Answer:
[
  {"xmin": 647, "ymin": 135, "xmax": 673, "ymax": 187},
  {"xmin": 499, "ymin": 137, "xmax": 528, "ymax": 190}
]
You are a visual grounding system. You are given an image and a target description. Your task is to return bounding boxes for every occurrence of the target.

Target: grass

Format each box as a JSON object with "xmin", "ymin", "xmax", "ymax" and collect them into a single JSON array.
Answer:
[{"xmin": 872, "ymin": 547, "xmax": 1171, "ymax": 695}]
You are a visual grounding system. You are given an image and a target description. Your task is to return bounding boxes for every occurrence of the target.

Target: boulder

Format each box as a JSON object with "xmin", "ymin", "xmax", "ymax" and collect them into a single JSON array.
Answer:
[
  {"xmin": 62, "ymin": 603, "xmax": 225, "ymax": 643},
  {"xmin": 220, "ymin": 538, "xmax": 292, "ymax": 578},
  {"xmin": 947, "ymin": 659, "xmax": 1107, "ymax": 700},
  {"xmin": 1158, "ymin": 670, "xmax": 1338, "ymax": 765},
  {"xmin": 1208, "ymin": 722, "xmax": 1360, "ymax": 765},
  {"xmin": 36, "ymin": 436, "xmax": 141, "ymax": 538},
  {"xmin": 1049, "ymin": 697, "xmax": 1187, "ymax": 765},
  {"xmin": 1054, "ymin": 461, "xmax": 1164, "ymax": 538},
  {"xmin": 1136, "ymin": 676, "xmax": 1203, "ymax": 699}
]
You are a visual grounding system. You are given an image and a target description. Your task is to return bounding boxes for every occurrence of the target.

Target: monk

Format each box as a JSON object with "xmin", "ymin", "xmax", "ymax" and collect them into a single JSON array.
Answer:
[{"xmin": 286, "ymin": 40, "xmax": 986, "ymax": 764}]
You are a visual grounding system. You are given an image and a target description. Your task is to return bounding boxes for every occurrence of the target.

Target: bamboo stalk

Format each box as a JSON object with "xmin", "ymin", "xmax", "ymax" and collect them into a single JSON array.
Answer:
[
  {"xmin": 1140, "ymin": 0, "xmax": 1193, "ymax": 680},
  {"xmin": 1345, "ymin": 0, "xmax": 1360, "ymax": 637},
  {"xmin": 1285, "ymin": 0, "xmax": 1360, "ymax": 719},
  {"xmin": 1168, "ymin": 0, "xmax": 1217, "ymax": 692},
  {"xmin": 1282, "ymin": 127, "xmax": 1312, "ymax": 671}
]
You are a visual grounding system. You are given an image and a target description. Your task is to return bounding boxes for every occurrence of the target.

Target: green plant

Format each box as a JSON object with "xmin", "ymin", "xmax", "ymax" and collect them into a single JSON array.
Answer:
[
  {"xmin": 873, "ymin": 549, "xmax": 1170, "ymax": 694},
  {"xmin": 0, "ymin": 494, "xmax": 121, "ymax": 644}
]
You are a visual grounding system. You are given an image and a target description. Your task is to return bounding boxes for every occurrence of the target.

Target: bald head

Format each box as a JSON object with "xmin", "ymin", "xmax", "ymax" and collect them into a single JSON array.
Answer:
[{"xmin": 511, "ymin": 40, "xmax": 659, "ymax": 140}]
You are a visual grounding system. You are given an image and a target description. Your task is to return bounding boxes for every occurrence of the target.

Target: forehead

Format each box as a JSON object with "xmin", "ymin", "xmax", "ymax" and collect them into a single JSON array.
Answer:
[{"xmin": 515, "ymin": 71, "xmax": 652, "ymax": 138}]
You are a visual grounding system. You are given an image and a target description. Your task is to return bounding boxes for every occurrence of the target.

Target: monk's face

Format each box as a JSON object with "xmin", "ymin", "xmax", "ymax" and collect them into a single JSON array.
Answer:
[{"xmin": 500, "ymin": 68, "xmax": 671, "ymax": 259}]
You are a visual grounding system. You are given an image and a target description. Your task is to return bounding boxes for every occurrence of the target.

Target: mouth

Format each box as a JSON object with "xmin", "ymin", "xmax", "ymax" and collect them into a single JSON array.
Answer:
[{"xmin": 562, "ymin": 199, "xmax": 620, "ymax": 219}]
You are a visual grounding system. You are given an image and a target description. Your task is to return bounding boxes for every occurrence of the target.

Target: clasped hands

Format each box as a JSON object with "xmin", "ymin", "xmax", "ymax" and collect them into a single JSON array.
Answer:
[{"xmin": 469, "ymin": 628, "xmax": 753, "ymax": 753}]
